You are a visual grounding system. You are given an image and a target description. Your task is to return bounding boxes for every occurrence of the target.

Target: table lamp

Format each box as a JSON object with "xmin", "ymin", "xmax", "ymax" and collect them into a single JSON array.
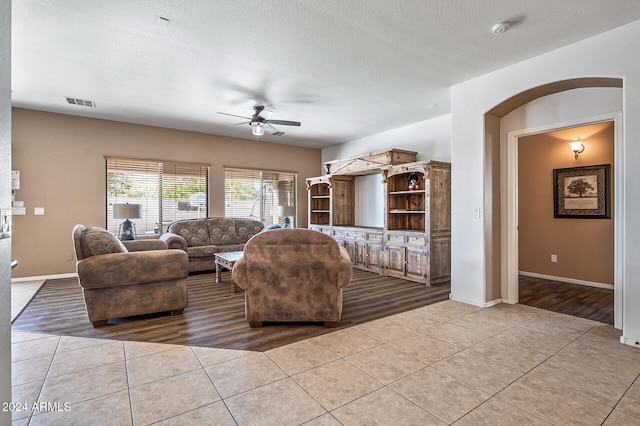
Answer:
[
  {"xmin": 277, "ymin": 205, "xmax": 296, "ymax": 228},
  {"xmin": 113, "ymin": 203, "xmax": 142, "ymax": 240}
]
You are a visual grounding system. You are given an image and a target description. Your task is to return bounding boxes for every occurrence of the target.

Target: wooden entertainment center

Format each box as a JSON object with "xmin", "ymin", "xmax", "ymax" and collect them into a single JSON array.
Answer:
[{"xmin": 307, "ymin": 149, "xmax": 451, "ymax": 286}]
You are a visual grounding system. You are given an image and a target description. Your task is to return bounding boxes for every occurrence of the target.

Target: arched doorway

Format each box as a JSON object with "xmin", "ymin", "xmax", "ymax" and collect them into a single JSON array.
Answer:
[{"xmin": 483, "ymin": 77, "xmax": 623, "ymax": 329}]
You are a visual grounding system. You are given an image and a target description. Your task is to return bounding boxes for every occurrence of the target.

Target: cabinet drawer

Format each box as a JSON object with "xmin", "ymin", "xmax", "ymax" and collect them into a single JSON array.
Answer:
[
  {"xmin": 368, "ymin": 233, "xmax": 382, "ymax": 242},
  {"xmin": 346, "ymin": 231, "xmax": 365, "ymax": 240},
  {"xmin": 333, "ymin": 229, "xmax": 346, "ymax": 239},
  {"xmin": 386, "ymin": 233, "xmax": 405, "ymax": 244},
  {"xmin": 407, "ymin": 235, "xmax": 426, "ymax": 246}
]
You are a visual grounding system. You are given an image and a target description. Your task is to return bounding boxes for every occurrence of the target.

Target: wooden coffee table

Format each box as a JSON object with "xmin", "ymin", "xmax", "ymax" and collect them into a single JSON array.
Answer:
[{"xmin": 214, "ymin": 251, "xmax": 244, "ymax": 291}]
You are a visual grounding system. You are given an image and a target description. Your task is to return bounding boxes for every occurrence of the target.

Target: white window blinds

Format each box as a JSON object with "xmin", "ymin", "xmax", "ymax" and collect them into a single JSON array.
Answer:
[
  {"xmin": 106, "ymin": 157, "xmax": 209, "ymax": 236},
  {"xmin": 224, "ymin": 167, "xmax": 297, "ymax": 227}
]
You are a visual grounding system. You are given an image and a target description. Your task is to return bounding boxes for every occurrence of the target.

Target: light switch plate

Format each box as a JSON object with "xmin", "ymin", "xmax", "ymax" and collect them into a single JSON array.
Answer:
[{"xmin": 34, "ymin": 207, "xmax": 45, "ymax": 215}]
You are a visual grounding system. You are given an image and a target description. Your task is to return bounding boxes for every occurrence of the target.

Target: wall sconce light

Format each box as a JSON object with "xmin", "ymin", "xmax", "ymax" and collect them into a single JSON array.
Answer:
[{"xmin": 569, "ymin": 139, "xmax": 585, "ymax": 160}]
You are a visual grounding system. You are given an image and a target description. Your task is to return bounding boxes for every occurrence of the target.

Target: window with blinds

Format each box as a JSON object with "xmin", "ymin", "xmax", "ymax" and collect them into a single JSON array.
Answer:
[
  {"xmin": 106, "ymin": 157, "xmax": 209, "ymax": 236},
  {"xmin": 224, "ymin": 168, "xmax": 297, "ymax": 227}
]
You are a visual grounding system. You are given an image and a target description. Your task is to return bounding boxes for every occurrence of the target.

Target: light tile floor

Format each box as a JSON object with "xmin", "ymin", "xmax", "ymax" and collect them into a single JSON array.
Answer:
[
  {"xmin": 10, "ymin": 283, "xmax": 640, "ymax": 425},
  {"xmin": 11, "ymin": 279, "xmax": 45, "ymax": 323}
]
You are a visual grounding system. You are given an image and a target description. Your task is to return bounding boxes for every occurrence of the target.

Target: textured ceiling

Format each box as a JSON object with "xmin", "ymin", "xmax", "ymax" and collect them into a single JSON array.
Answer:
[{"xmin": 11, "ymin": 1, "xmax": 640, "ymax": 148}]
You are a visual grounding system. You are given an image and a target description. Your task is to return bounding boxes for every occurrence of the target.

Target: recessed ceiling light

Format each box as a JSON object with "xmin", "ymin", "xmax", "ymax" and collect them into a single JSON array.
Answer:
[{"xmin": 492, "ymin": 22, "xmax": 511, "ymax": 34}]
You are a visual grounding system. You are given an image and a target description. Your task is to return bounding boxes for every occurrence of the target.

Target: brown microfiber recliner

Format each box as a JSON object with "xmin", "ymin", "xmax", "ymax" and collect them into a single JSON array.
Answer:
[
  {"xmin": 232, "ymin": 228, "xmax": 353, "ymax": 328},
  {"xmin": 72, "ymin": 224, "xmax": 189, "ymax": 327}
]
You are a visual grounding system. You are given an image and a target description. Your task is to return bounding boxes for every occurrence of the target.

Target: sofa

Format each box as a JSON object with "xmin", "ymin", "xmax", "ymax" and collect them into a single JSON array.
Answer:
[
  {"xmin": 232, "ymin": 228, "xmax": 353, "ymax": 327},
  {"xmin": 160, "ymin": 217, "xmax": 264, "ymax": 272},
  {"xmin": 72, "ymin": 224, "xmax": 190, "ymax": 327}
]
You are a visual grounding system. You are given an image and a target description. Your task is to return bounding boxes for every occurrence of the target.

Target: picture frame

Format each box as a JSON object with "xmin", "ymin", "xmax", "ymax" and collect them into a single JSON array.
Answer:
[{"xmin": 553, "ymin": 164, "xmax": 611, "ymax": 219}]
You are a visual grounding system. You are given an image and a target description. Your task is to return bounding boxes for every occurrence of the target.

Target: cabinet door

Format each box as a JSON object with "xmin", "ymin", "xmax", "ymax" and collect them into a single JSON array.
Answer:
[
  {"xmin": 365, "ymin": 243, "xmax": 383, "ymax": 271},
  {"xmin": 345, "ymin": 240, "xmax": 358, "ymax": 265},
  {"xmin": 355, "ymin": 242, "xmax": 365, "ymax": 267},
  {"xmin": 406, "ymin": 247, "xmax": 426, "ymax": 281},
  {"xmin": 430, "ymin": 234, "xmax": 451, "ymax": 283},
  {"xmin": 386, "ymin": 246, "xmax": 405, "ymax": 275}
]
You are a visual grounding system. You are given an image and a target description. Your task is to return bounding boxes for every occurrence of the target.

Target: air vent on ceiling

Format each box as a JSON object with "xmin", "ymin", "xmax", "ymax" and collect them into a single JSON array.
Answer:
[{"xmin": 65, "ymin": 97, "xmax": 96, "ymax": 108}]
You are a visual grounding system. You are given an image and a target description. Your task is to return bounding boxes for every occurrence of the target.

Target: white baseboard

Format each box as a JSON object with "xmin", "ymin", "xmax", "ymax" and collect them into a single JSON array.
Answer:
[
  {"xmin": 620, "ymin": 335, "xmax": 640, "ymax": 348},
  {"xmin": 519, "ymin": 271, "xmax": 613, "ymax": 290},
  {"xmin": 449, "ymin": 294, "xmax": 494, "ymax": 308},
  {"xmin": 12, "ymin": 272, "xmax": 77, "ymax": 283}
]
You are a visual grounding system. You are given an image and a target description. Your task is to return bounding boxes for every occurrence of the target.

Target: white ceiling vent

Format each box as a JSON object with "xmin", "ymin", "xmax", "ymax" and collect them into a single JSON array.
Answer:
[{"xmin": 65, "ymin": 97, "xmax": 96, "ymax": 107}]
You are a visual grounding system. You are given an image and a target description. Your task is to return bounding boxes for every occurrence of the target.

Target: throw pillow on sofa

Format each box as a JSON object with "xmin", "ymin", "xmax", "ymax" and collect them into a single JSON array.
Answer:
[{"xmin": 81, "ymin": 227, "xmax": 128, "ymax": 257}]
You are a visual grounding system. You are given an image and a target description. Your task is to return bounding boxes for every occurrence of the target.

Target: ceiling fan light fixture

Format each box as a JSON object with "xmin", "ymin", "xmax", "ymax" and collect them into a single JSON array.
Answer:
[{"xmin": 251, "ymin": 122, "xmax": 265, "ymax": 136}]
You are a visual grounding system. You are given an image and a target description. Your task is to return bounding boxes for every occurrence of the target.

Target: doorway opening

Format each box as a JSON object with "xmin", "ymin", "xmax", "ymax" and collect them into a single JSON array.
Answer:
[
  {"xmin": 516, "ymin": 122, "xmax": 615, "ymax": 324},
  {"xmin": 506, "ymin": 116, "xmax": 621, "ymax": 326}
]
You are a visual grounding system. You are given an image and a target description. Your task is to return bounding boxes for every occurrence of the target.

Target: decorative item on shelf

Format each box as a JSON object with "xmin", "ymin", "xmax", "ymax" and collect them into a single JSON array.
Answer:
[
  {"xmin": 407, "ymin": 173, "xmax": 419, "ymax": 190},
  {"xmin": 278, "ymin": 205, "xmax": 296, "ymax": 228},
  {"xmin": 569, "ymin": 138, "xmax": 585, "ymax": 160},
  {"xmin": 113, "ymin": 203, "xmax": 142, "ymax": 240}
]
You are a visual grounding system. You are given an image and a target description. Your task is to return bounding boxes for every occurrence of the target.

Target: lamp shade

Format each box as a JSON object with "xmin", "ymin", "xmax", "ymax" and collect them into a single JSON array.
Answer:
[
  {"xmin": 278, "ymin": 205, "xmax": 296, "ymax": 217},
  {"xmin": 569, "ymin": 141, "xmax": 585, "ymax": 152},
  {"xmin": 113, "ymin": 203, "xmax": 142, "ymax": 219}
]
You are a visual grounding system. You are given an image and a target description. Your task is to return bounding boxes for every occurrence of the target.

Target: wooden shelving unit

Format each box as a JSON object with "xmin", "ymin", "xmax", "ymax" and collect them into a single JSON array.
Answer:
[
  {"xmin": 385, "ymin": 161, "xmax": 451, "ymax": 285},
  {"xmin": 307, "ymin": 175, "xmax": 354, "ymax": 229},
  {"xmin": 306, "ymin": 149, "xmax": 451, "ymax": 286},
  {"xmin": 308, "ymin": 179, "xmax": 331, "ymax": 226}
]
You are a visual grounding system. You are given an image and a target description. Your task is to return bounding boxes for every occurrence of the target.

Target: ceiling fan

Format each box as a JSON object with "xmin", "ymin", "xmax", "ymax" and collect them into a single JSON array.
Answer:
[{"xmin": 217, "ymin": 105, "xmax": 301, "ymax": 137}]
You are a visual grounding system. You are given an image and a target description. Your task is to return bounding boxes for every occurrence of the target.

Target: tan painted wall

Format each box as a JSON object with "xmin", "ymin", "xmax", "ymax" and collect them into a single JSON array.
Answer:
[
  {"xmin": 518, "ymin": 122, "xmax": 614, "ymax": 285},
  {"xmin": 11, "ymin": 108, "xmax": 322, "ymax": 278}
]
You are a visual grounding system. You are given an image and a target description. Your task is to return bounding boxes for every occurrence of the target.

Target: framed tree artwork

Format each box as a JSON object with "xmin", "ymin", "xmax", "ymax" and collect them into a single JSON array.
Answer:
[{"xmin": 553, "ymin": 164, "xmax": 611, "ymax": 219}]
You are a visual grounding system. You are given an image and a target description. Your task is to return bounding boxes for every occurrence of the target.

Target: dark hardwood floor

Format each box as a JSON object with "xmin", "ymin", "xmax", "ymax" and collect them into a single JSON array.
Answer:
[
  {"xmin": 12, "ymin": 269, "xmax": 451, "ymax": 351},
  {"xmin": 519, "ymin": 275, "xmax": 613, "ymax": 324}
]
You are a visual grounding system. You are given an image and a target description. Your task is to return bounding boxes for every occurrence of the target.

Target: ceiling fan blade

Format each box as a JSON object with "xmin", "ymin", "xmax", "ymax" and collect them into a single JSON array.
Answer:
[
  {"xmin": 217, "ymin": 112, "xmax": 251, "ymax": 120},
  {"xmin": 265, "ymin": 119, "xmax": 301, "ymax": 126},
  {"xmin": 265, "ymin": 123, "xmax": 280, "ymax": 133},
  {"xmin": 232, "ymin": 121, "xmax": 250, "ymax": 125}
]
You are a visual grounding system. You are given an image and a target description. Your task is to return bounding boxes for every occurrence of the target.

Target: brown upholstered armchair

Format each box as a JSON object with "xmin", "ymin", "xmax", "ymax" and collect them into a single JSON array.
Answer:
[
  {"xmin": 232, "ymin": 228, "xmax": 353, "ymax": 328},
  {"xmin": 72, "ymin": 224, "xmax": 189, "ymax": 327}
]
